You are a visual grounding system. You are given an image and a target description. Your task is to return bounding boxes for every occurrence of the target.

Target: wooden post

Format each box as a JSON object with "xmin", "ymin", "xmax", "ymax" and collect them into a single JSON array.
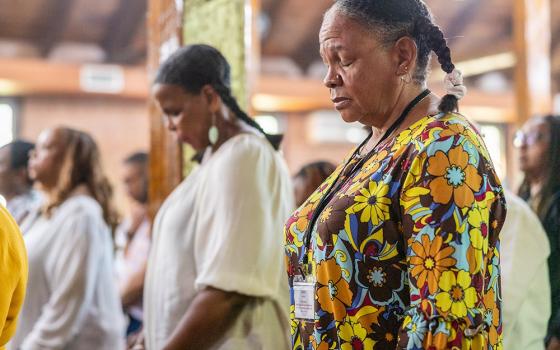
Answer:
[
  {"xmin": 146, "ymin": 0, "xmax": 183, "ymax": 219},
  {"xmin": 513, "ymin": 0, "xmax": 552, "ymax": 125}
]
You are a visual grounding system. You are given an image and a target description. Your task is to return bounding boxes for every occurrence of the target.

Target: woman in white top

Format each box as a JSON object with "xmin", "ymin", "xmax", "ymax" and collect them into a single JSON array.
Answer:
[
  {"xmin": 143, "ymin": 44, "xmax": 294, "ymax": 350},
  {"xmin": 10, "ymin": 127, "xmax": 124, "ymax": 350},
  {"xmin": 500, "ymin": 189, "xmax": 551, "ymax": 350}
]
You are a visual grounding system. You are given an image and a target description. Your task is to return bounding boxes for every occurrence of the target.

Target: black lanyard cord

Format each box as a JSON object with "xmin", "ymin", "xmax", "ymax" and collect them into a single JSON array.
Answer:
[{"xmin": 301, "ymin": 89, "xmax": 431, "ymax": 265}]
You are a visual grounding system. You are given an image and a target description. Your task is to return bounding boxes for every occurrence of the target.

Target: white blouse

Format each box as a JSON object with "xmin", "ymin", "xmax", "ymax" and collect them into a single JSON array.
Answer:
[
  {"xmin": 501, "ymin": 190, "xmax": 550, "ymax": 350},
  {"xmin": 9, "ymin": 195, "xmax": 125, "ymax": 350},
  {"xmin": 144, "ymin": 133, "xmax": 294, "ymax": 350}
]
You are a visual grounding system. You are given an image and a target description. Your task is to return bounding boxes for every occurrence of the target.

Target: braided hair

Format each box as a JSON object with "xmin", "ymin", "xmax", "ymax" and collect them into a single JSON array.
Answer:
[
  {"xmin": 155, "ymin": 44, "xmax": 282, "ymax": 150},
  {"xmin": 333, "ymin": 0, "xmax": 459, "ymax": 113}
]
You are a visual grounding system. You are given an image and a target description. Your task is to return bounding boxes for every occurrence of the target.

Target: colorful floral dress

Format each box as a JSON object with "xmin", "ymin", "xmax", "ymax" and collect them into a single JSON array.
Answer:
[{"xmin": 284, "ymin": 113, "xmax": 507, "ymax": 350}]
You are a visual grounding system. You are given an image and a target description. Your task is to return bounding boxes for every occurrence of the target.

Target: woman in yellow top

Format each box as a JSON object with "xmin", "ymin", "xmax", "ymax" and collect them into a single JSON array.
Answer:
[
  {"xmin": 284, "ymin": 0, "xmax": 507, "ymax": 349},
  {"xmin": 0, "ymin": 204, "xmax": 27, "ymax": 349}
]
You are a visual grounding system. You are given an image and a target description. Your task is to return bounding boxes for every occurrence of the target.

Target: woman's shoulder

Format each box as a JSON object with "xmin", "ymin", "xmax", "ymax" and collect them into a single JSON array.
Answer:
[
  {"xmin": 56, "ymin": 195, "xmax": 103, "ymax": 221},
  {"xmin": 0, "ymin": 205, "xmax": 26, "ymax": 258},
  {"xmin": 412, "ymin": 112, "xmax": 490, "ymax": 157},
  {"xmin": 212, "ymin": 133, "xmax": 279, "ymax": 168}
]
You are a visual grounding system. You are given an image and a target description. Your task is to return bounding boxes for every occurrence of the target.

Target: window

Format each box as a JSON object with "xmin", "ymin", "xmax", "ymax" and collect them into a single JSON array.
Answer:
[
  {"xmin": 309, "ymin": 110, "xmax": 368, "ymax": 144},
  {"xmin": 0, "ymin": 102, "xmax": 14, "ymax": 147},
  {"xmin": 480, "ymin": 123, "xmax": 506, "ymax": 180}
]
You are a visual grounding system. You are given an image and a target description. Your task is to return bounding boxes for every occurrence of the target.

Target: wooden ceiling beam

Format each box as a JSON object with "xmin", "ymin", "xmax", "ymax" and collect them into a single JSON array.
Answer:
[
  {"xmin": 102, "ymin": 0, "xmax": 148, "ymax": 63},
  {"xmin": 262, "ymin": 0, "xmax": 331, "ymax": 56},
  {"xmin": 0, "ymin": 58, "xmax": 148, "ymax": 99},
  {"xmin": 33, "ymin": 0, "xmax": 75, "ymax": 56}
]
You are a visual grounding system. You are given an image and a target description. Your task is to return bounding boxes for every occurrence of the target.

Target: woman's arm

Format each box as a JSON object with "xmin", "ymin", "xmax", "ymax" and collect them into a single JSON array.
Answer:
[
  {"xmin": 162, "ymin": 287, "xmax": 251, "ymax": 350},
  {"xmin": 120, "ymin": 260, "xmax": 147, "ymax": 308}
]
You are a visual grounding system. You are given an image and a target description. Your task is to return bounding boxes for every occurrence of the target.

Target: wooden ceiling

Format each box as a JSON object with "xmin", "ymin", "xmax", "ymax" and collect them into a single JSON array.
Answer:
[
  {"xmin": 0, "ymin": 0, "xmax": 147, "ymax": 64},
  {"xmin": 261, "ymin": 0, "xmax": 560, "ymax": 82},
  {"xmin": 0, "ymin": 0, "xmax": 558, "ymax": 78}
]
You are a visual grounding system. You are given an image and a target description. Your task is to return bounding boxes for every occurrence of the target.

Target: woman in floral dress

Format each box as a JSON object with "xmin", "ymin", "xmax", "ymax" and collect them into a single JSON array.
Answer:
[{"xmin": 284, "ymin": 1, "xmax": 507, "ymax": 349}]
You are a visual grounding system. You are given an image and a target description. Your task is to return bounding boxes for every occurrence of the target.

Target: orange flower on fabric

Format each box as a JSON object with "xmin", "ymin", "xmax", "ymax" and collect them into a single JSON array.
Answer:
[
  {"xmin": 295, "ymin": 204, "xmax": 314, "ymax": 232},
  {"xmin": 482, "ymin": 289, "xmax": 500, "ymax": 346},
  {"xmin": 427, "ymin": 147, "xmax": 482, "ymax": 208},
  {"xmin": 410, "ymin": 235, "xmax": 457, "ymax": 294},
  {"xmin": 316, "ymin": 258, "xmax": 353, "ymax": 321}
]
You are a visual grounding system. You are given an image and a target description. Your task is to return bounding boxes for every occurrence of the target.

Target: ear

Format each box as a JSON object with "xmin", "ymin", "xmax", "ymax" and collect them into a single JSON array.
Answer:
[
  {"xmin": 392, "ymin": 36, "xmax": 418, "ymax": 76},
  {"xmin": 200, "ymin": 85, "xmax": 221, "ymax": 114}
]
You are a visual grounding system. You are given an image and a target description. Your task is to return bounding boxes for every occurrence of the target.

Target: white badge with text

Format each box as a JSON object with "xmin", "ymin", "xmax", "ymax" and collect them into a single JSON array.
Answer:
[{"xmin": 293, "ymin": 281, "xmax": 315, "ymax": 320}]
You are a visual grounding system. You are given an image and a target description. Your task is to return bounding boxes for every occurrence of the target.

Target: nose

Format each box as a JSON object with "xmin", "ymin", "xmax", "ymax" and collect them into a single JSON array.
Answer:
[{"xmin": 323, "ymin": 68, "xmax": 341, "ymax": 89}]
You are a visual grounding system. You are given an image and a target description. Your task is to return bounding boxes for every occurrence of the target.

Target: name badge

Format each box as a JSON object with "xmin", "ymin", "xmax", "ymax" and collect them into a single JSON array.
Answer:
[{"xmin": 293, "ymin": 281, "xmax": 315, "ymax": 320}]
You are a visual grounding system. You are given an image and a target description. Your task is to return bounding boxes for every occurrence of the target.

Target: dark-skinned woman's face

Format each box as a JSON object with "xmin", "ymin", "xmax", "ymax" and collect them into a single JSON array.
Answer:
[
  {"xmin": 319, "ymin": 8, "xmax": 402, "ymax": 126},
  {"xmin": 152, "ymin": 83, "xmax": 213, "ymax": 152},
  {"xmin": 517, "ymin": 118, "xmax": 550, "ymax": 175}
]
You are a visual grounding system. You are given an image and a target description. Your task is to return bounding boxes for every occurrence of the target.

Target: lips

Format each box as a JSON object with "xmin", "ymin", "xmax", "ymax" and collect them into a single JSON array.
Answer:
[{"xmin": 332, "ymin": 96, "xmax": 351, "ymax": 110}]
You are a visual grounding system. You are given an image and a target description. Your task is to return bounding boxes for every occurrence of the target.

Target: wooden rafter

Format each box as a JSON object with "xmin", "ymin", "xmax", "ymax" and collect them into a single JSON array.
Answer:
[
  {"xmin": 102, "ymin": 0, "xmax": 148, "ymax": 63},
  {"xmin": 32, "ymin": 0, "xmax": 75, "ymax": 56}
]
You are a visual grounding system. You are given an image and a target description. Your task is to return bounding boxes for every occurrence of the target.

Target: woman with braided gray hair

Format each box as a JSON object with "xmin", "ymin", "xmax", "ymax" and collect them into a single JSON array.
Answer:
[
  {"xmin": 283, "ymin": 1, "xmax": 507, "ymax": 349},
  {"xmin": 143, "ymin": 45, "xmax": 294, "ymax": 349}
]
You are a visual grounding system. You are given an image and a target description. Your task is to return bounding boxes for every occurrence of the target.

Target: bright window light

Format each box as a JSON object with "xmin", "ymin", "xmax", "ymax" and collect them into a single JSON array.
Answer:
[
  {"xmin": 480, "ymin": 124, "xmax": 505, "ymax": 180},
  {"xmin": 309, "ymin": 110, "xmax": 368, "ymax": 144},
  {"xmin": 255, "ymin": 115, "xmax": 280, "ymax": 134},
  {"xmin": 0, "ymin": 104, "xmax": 14, "ymax": 147}
]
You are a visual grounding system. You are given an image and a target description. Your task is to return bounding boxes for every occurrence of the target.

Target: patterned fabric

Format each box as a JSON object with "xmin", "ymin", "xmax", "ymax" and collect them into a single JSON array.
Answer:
[{"xmin": 284, "ymin": 113, "xmax": 507, "ymax": 350}]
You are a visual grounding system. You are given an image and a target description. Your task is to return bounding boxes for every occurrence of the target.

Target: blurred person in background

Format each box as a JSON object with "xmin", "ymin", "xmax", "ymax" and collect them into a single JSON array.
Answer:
[
  {"xmin": 0, "ymin": 203, "xmax": 27, "ymax": 350},
  {"xmin": 284, "ymin": 0, "xmax": 507, "ymax": 348},
  {"xmin": 142, "ymin": 44, "xmax": 294, "ymax": 350},
  {"xmin": 516, "ymin": 115, "xmax": 560, "ymax": 350},
  {"xmin": 0, "ymin": 141, "xmax": 41, "ymax": 226},
  {"xmin": 9, "ymin": 127, "xmax": 124, "ymax": 350},
  {"xmin": 500, "ymin": 189, "xmax": 550, "ymax": 350},
  {"xmin": 115, "ymin": 152, "xmax": 151, "ymax": 343},
  {"xmin": 293, "ymin": 161, "xmax": 336, "ymax": 207}
]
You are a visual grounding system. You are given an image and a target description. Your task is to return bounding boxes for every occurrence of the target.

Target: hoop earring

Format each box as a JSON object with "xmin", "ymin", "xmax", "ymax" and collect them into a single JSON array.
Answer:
[{"xmin": 208, "ymin": 113, "xmax": 219, "ymax": 145}]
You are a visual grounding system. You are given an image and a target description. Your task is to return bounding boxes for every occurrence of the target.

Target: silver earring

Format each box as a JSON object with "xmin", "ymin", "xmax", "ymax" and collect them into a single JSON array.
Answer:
[
  {"xmin": 400, "ymin": 72, "xmax": 412, "ymax": 84},
  {"xmin": 208, "ymin": 113, "xmax": 219, "ymax": 145}
]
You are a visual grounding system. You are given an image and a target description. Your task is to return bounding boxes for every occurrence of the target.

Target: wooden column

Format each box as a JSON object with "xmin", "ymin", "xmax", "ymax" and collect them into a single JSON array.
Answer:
[
  {"xmin": 147, "ymin": 0, "xmax": 183, "ymax": 218},
  {"xmin": 513, "ymin": 0, "xmax": 552, "ymax": 125}
]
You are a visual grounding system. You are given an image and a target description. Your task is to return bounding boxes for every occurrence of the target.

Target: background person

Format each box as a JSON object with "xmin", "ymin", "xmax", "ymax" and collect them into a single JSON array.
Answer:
[
  {"xmin": 10, "ymin": 127, "xmax": 124, "ymax": 350},
  {"xmin": 293, "ymin": 161, "xmax": 336, "ymax": 207},
  {"xmin": 143, "ymin": 44, "xmax": 294, "ymax": 350},
  {"xmin": 284, "ymin": 1, "xmax": 507, "ymax": 349},
  {"xmin": 516, "ymin": 115, "xmax": 560, "ymax": 349},
  {"xmin": 115, "ymin": 152, "xmax": 151, "ymax": 342},
  {"xmin": 0, "ymin": 205, "xmax": 27, "ymax": 350},
  {"xmin": 0, "ymin": 141, "xmax": 41, "ymax": 226},
  {"xmin": 500, "ymin": 189, "xmax": 550, "ymax": 350}
]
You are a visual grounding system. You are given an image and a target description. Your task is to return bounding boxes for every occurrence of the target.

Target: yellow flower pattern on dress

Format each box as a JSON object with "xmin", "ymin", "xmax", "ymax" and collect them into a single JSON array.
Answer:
[
  {"xmin": 284, "ymin": 113, "xmax": 506, "ymax": 350},
  {"xmin": 347, "ymin": 181, "xmax": 391, "ymax": 225},
  {"xmin": 435, "ymin": 270, "xmax": 478, "ymax": 318}
]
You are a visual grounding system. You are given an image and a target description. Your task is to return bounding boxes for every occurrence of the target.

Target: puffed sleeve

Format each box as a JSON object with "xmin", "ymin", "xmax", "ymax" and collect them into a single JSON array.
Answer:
[
  {"xmin": 194, "ymin": 135, "xmax": 293, "ymax": 298},
  {"xmin": 397, "ymin": 134, "xmax": 506, "ymax": 350},
  {"xmin": 0, "ymin": 206, "xmax": 27, "ymax": 348}
]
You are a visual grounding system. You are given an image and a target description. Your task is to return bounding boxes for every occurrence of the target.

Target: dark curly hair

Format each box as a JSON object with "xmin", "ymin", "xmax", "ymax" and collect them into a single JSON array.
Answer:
[
  {"xmin": 155, "ymin": 44, "xmax": 282, "ymax": 150},
  {"xmin": 332, "ymin": 0, "xmax": 459, "ymax": 113}
]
